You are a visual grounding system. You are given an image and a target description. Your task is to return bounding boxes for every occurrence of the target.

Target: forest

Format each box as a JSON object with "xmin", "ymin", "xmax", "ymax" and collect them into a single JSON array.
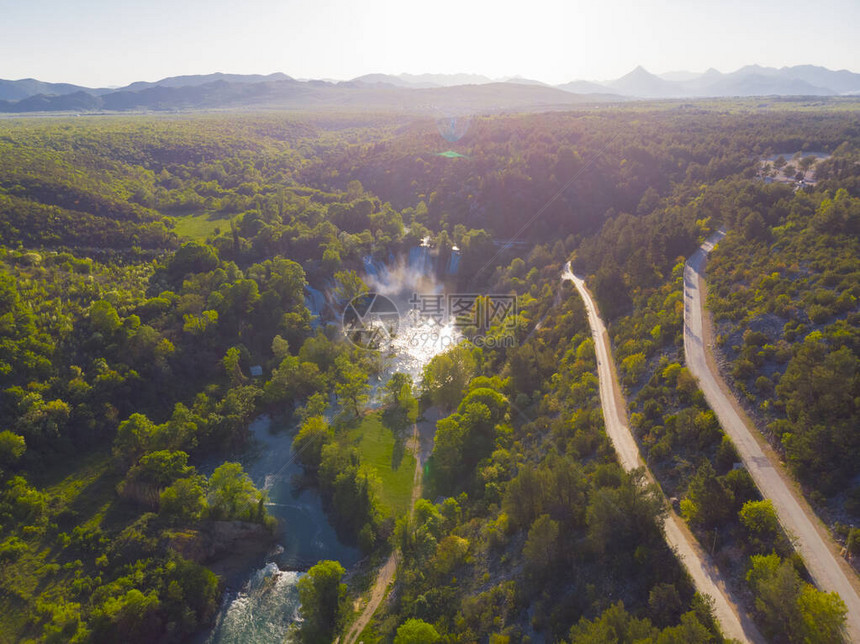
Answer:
[
  {"xmin": 706, "ymin": 183, "xmax": 859, "ymax": 513},
  {"xmin": 0, "ymin": 103, "xmax": 857, "ymax": 642}
]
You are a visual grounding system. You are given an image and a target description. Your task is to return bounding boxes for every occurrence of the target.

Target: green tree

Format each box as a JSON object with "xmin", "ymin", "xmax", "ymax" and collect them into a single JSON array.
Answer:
[
  {"xmin": 160, "ymin": 476, "xmax": 206, "ymax": 522},
  {"xmin": 334, "ymin": 356, "xmax": 370, "ymax": 417},
  {"xmin": 297, "ymin": 560, "xmax": 346, "ymax": 644},
  {"xmin": 746, "ymin": 552, "xmax": 846, "ymax": 642},
  {"xmin": 129, "ymin": 450, "xmax": 192, "ymax": 488},
  {"xmin": 586, "ymin": 469, "xmax": 666, "ymax": 564},
  {"xmin": 13, "ymin": 394, "xmax": 70, "ymax": 446},
  {"xmin": 119, "ymin": 450, "xmax": 193, "ymax": 507},
  {"xmin": 166, "ymin": 241, "xmax": 219, "ymax": 282},
  {"xmin": 264, "ymin": 354, "xmax": 300, "ymax": 404},
  {"xmin": 649, "ymin": 583, "xmax": 683, "ymax": 629},
  {"xmin": 776, "ymin": 338, "xmax": 859, "ymax": 492},
  {"xmin": 795, "ymin": 583, "xmax": 848, "ymax": 643},
  {"xmin": 0, "ymin": 430, "xmax": 25, "ymax": 466},
  {"xmin": 333, "ymin": 270, "xmax": 367, "ymax": 303},
  {"xmin": 222, "ymin": 346, "xmax": 247, "ymax": 386},
  {"xmin": 89, "ymin": 300, "xmax": 121, "ymax": 335},
  {"xmin": 798, "ymin": 156, "xmax": 816, "ymax": 172},
  {"xmin": 90, "ymin": 589, "xmax": 161, "ymax": 642},
  {"xmin": 569, "ymin": 602, "xmax": 657, "ymax": 642},
  {"xmin": 739, "ymin": 499, "xmax": 781, "ymax": 552},
  {"xmin": 113, "ymin": 413, "xmax": 157, "ymax": 465},
  {"xmin": 431, "ymin": 413, "xmax": 468, "ymax": 491},
  {"xmin": 384, "ymin": 372, "xmax": 418, "ymax": 432},
  {"xmin": 207, "ymin": 462, "xmax": 264, "ymax": 521},
  {"xmin": 681, "ymin": 461, "xmax": 733, "ymax": 528},
  {"xmin": 293, "ymin": 416, "xmax": 332, "ymax": 472},
  {"xmin": 432, "ymin": 535, "xmax": 469, "ymax": 577},
  {"xmin": 621, "ymin": 352, "xmax": 647, "ymax": 385},
  {"xmin": 523, "ymin": 514, "xmax": 560, "ymax": 579},
  {"xmin": 654, "ymin": 612, "xmax": 715, "ymax": 643},
  {"xmin": 422, "ymin": 344, "xmax": 477, "ymax": 410},
  {"xmin": 395, "ymin": 618, "xmax": 440, "ymax": 643},
  {"xmin": 298, "ymin": 392, "xmax": 328, "ymax": 422},
  {"xmin": 742, "ymin": 211, "xmax": 769, "ymax": 241},
  {"xmin": 271, "ymin": 335, "xmax": 290, "ymax": 361}
]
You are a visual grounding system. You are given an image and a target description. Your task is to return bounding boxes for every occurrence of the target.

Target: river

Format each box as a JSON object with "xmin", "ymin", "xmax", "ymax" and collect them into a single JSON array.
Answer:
[
  {"xmin": 200, "ymin": 414, "xmax": 361, "ymax": 644},
  {"xmin": 202, "ymin": 248, "xmax": 458, "ymax": 643}
]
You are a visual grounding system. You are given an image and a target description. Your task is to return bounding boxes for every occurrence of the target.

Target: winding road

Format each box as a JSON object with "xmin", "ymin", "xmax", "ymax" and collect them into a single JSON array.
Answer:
[
  {"xmin": 684, "ymin": 231, "xmax": 860, "ymax": 642},
  {"xmin": 563, "ymin": 263, "xmax": 760, "ymax": 644}
]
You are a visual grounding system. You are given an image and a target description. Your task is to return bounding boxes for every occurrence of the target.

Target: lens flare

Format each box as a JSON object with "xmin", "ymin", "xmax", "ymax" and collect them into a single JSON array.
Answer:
[{"xmin": 436, "ymin": 114, "xmax": 470, "ymax": 143}]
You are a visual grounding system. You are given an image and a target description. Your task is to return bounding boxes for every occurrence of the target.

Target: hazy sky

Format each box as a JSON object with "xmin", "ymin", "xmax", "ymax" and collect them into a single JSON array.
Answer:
[{"xmin": 1, "ymin": 0, "xmax": 858, "ymax": 87}]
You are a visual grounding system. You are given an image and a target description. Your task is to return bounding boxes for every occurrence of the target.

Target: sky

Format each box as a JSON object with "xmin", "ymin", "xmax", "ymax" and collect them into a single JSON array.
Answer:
[{"xmin": 1, "ymin": 0, "xmax": 858, "ymax": 87}]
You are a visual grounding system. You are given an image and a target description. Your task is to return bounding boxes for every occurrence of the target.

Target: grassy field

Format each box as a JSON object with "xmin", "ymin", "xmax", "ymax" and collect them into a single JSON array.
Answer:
[
  {"xmin": 170, "ymin": 212, "xmax": 232, "ymax": 241},
  {"xmin": 346, "ymin": 413, "xmax": 415, "ymax": 517}
]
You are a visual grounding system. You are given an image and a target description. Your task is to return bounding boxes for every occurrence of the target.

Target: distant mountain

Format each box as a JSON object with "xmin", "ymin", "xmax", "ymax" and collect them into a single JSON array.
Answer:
[
  {"xmin": 503, "ymin": 77, "xmax": 550, "ymax": 87},
  {"xmin": 680, "ymin": 68, "xmax": 725, "ymax": 93},
  {"xmin": 350, "ymin": 73, "xmax": 429, "ymax": 88},
  {"xmin": 779, "ymin": 65, "xmax": 860, "ymax": 94},
  {"xmin": 350, "ymin": 73, "xmax": 496, "ymax": 88},
  {"xmin": 556, "ymin": 80, "xmax": 617, "ymax": 95},
  {"xmin": 118, "ymin": 72, "xmax": 292, "ymax": 92},
  {"xmin": 608, "ymin": 66, "xmax": 679, "ymax": 98},
  {"xmin": 1, "ymin": 64, "xmax": 858, "ymax": 113},
  {"xmin": 585, "ymin": 64, "xmax": 857, "ymax": 98},
  {"xmin": 4, "ymin": 90, "xmax": 102, "ymax": 111},
  {"xmin": 658, "ymin": 70, "xmax": 702, "ymax": 82},
  {"xmin": 0, "ymin": 77, "xmax": 612, "ymax": 114},
  {"xmin": 699, "ymin": 72, "xmax": 834, "ymax": 97},
  {"xmin": 397, "ymin": 73, "xmax": 494, "ymax": 87},
  {"xmin": 0, "ymin": 78, "xmax": 107, "ymax": 101}
]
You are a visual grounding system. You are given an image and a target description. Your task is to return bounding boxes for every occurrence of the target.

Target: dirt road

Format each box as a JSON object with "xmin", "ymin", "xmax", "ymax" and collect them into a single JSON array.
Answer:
[
  {"xmin": 564, "ymin": 263, "xmax": 760, "ymax": 644},
  {"xmin": 342, "ymin": 422, "xmax": 426, "ymax": 644},
  {"xmin": 684, "ymin": 232, "xmax": 860, "ymax": 641}
]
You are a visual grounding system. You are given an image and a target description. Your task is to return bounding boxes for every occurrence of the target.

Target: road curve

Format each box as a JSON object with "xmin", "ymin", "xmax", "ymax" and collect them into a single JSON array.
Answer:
[
  {"xmin": 685, "ymin": 231, "xmax": 860, "ymax": 641},
  {"xmin": 563, "ymin": 264, "xmax": 759, "ymax": 644}
]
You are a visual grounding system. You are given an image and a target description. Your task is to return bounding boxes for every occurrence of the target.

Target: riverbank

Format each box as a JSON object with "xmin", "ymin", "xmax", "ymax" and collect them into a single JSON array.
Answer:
[{"xmin": 169, "ymin": 520, "xmax": 279, "ymax": 588}]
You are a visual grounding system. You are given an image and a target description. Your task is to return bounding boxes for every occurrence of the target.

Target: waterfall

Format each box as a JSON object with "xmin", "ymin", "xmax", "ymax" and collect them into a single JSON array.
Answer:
[
  {"xmin": 447, "ymin": 248, "xmax": 461, "ymax": 275},
  {"xmin": 362, "ymin": 255, "xmax": 385, "ymax": 278},
  {"xmin": 304, "ymin": 286, "xmax": 326, "ymax": 326},
  {"xmin": 363, "ymin": 239, "xmax": 459, "ymax": 295},
  {"xmin": 407, "ymin": 245, "xmax": 431, "ymax": 274},
  {"xmin": 362, "ymin": 246, "xmax": 439, "ymax": 299}
]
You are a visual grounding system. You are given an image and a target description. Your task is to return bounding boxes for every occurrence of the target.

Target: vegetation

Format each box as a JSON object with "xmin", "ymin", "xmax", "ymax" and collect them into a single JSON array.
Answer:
[
  {"xmin": 572, "ymin": 149, "xmax": 857, "ymax": 641},
  {"xmin": 706, "ymin": 174, "xmax": 859, "ymax": 509},
  {"xmin": 297, "ymin": 560, "xmax": 347, "ymax": 643},
  {"xmin": 747, "ymin": 553, "xmax": 847, "ymax": 642},
  {"xmin": 0, "ymin": 115, "xmax": 405, "ymax": 641},
  {"xmin": 359, "ymin": 252, "xmax": 724, "ymax": 641},
  {"xmin": 0, "ymin": 104, "xmax": 856, "ymax": 641}
]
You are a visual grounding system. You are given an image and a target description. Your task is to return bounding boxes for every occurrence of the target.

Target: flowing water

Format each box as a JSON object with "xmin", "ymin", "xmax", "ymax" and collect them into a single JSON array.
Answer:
[
  {"xmin": 200, "ymin": 414, "xmax": 360, "ymax": 644},
  {"xmin": 202, "ymin": 246, "xmax": 459, "ymax": 643}
]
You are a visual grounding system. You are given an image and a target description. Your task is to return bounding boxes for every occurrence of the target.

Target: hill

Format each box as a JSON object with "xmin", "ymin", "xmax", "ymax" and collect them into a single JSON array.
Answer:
[{"xmin": 2, "ymin": 64, "xmax": 859, "ymax": 114}]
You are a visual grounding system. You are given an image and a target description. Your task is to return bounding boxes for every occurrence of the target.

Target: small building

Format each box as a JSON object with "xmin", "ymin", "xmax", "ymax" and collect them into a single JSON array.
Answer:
[{"xmin": 249, "ymin": 365, "xmax": 263, "ymax": 378}]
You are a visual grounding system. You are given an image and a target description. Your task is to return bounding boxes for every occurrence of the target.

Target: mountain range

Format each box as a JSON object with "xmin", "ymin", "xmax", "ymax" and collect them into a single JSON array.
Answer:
[
  {"xmin": 1, "ymin": 64, "xmax": 858, "ymax": 114},
  {"xmin": 604, "ymin": 64, "xmax": 860, "ymax": 98}
]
